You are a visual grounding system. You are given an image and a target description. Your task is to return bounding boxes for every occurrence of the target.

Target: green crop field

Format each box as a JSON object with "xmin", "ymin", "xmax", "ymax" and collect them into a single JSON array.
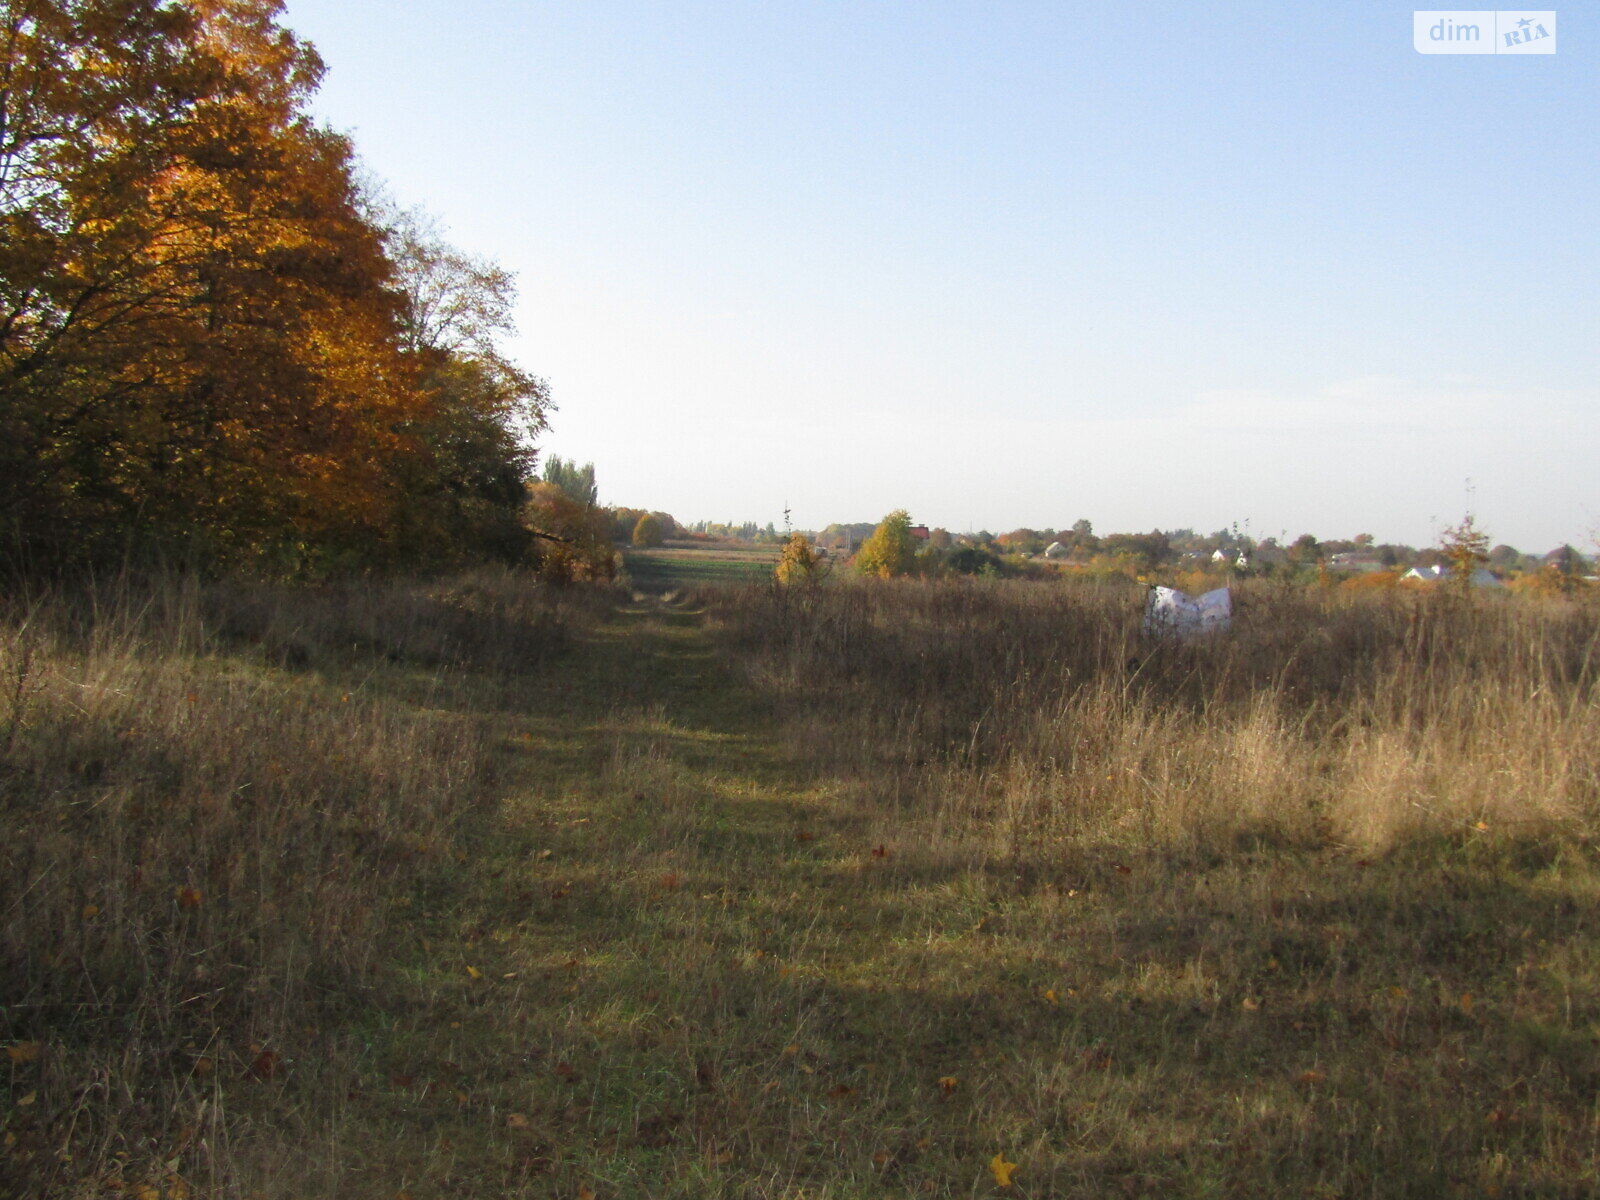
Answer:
[{"xmin": 624, "ymin": 544, "xmax": 781, "ymax": 590}]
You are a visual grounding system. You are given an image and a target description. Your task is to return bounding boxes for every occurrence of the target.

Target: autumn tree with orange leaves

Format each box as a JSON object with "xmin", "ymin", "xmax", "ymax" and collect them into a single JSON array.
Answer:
[{"xmin": 0, "ymin": 0, "xmax": 543, "ymax": 574}]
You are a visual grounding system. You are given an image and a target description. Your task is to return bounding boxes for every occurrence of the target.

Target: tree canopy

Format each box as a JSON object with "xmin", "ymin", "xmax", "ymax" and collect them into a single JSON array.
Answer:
[
  {"xmin": 855, "ymin": 510, "xmax": 918, "ymax": 579},
  {"xmin": 0, "ymin": 0, "xmax": 543, "ymax": 575}
]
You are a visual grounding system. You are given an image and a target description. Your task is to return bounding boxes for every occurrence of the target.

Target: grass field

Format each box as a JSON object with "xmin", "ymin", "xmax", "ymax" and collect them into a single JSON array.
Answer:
[
  {"xmin": 4, "ymin": 574, "xmax": 1599, "ymax": 1197},
  {"xmin": 623, "ymin": 544, "xmax": 781, "ymax": 591}
]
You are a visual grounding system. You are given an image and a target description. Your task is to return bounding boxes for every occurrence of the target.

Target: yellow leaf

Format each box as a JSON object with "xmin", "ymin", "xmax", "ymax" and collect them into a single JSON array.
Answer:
[
  {"xmin": 17, "ymin": 1091, "xmax": 37, "ymax": 1106},
  {"xmin": 1043, "ymin": 988, "xmax": 1058, "ymax": 1006},
  {"xmin": 989, "ymin": 1152, "xmax": 1018, "ymax": 1187},
  {"xmin": 506, "ymin": 1112, "xmax": 530, "ymax": 1129},
  {"xmin": 81, "ymin": 904, "xmax": 100, "ymax": 919},
  {"xmin": 465, "ymin": 965, "xmax": 482, "ymax": 980},
  {"xmin": 938, "ymin": 1075, "xmax": 958, "ymax": 1095},
  {"xmin": 782, "ymin": 1044, "xmax": 799, "ymax": 1057},
  {"xmin": 6, "ymin": 1042, "xmax": 40, "ymax": 1064}
]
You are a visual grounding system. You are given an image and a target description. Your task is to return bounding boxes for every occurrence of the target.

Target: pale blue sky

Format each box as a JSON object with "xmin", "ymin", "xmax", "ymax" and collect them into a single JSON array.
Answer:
[{"xmin": 280, "ymin": 1, "xmax": 1596, "ymax": 550}]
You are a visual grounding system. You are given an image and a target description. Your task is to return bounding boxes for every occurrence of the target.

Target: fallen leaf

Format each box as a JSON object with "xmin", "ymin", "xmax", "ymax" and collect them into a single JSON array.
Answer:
[
  {"xmin": 17, "ymin": 1090, "xmax": 37, "ymax": 1107},
  {"xmin": 6, "ymin": 1042, "xmax": 40, "ymax": 1064},
  {"xmin": 1296, "ymin": 1070, "xmax": 1326, "ymax": 1085},
  {"xmin": 191, "ymin": 1057, "xmax": 214, "ymax": 1079},
  {"xmin": 1113, "ymin": 864, "xmax": 1133, "ymax": 876},
  {"xmin": 577, "ymin": 1188, "xmax": 595, "ymax": 1200},
  {"xmin": 782, "ymin": 1044, "xmax": 800, "ymax": 1057},
  {"xmin": 989, "ymin": 1152, "xmax": 1018, "ymax": 1187},
  {"xmin": 175, "ymin": 887, "xmax": 202, "ymax": 909},
  {"xmin": 465, "ymin": 965, "xmax": 482, "ymax": 980},
  {"xmin": 796, "ymin": 830, "xmax": 815, "ymax": 842},
  {"xmin": 249, "ymin": 1050, "xmax": 279, "ymax": 1080},
  {"xmin": 660, "ymin": 872, "xmax": 681, "ymax": 889},
  {"xmin": 827, "ymin": 1084, "xmax": 856, "ymax": 1098},
  {"xmin": 1044, "ymin": 988, "xmax": 1059, "ymax": 1006},
  {"xmin": 938, "ymin": 1075, "xmax": 958, "ymax": 1095},
  {"xmin": 1241, "ymin": 997, "xmax": 1260, "ymax": 1012},
  {"xmin": 871, "ymin": 843, "xmax": 890, "ymax": 859},
  {"xmin": 81, "ymin": 904, "xmax": 100, "ymax": 919},
  {"xmin": 1460, "ymin": 992, "xmax": 1475, "ymax": 1013}
]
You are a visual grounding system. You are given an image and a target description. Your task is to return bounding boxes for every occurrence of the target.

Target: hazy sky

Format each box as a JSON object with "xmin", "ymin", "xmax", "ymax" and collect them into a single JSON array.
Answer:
[{"xmin": 279, "ymin": 1, "xmax": 1596, "ymax": 550}]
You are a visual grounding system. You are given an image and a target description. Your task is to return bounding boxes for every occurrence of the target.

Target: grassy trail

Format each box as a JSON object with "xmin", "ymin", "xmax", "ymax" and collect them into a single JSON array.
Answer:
[{"xmin": 375, "ymin": 595, "xmax": 944, "ymax": 1199}]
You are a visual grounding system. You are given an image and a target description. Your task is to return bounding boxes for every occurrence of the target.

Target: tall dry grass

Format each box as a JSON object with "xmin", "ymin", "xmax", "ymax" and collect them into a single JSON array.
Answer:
[
  {"xmin": 0, "ymin": 571, "xmax": 595, "ymax": 1197},
  {"xmin": 714, "ymin": 577, "xmax": 1600, "ymax": 858}
]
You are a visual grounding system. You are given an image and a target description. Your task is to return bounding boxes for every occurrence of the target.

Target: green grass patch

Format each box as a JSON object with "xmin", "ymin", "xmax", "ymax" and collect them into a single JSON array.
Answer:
[{"xmin": 624, "ymin": 546, "xmax": 779, "ymax": 590}]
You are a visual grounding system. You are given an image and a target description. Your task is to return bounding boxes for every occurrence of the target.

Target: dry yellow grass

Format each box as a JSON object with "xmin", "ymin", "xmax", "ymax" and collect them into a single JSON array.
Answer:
[{"xmin": 4, "ymin": 573, "xmax": 1599, "ymax": 1197}]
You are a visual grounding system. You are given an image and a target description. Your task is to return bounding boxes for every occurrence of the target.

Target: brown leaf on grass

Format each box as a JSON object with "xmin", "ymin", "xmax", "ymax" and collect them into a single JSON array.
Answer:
[
  {"xmin": 550, "ymin": 887, "xmax": 571, "ymax": 900},
  {"xmin": 828, "ymin": 1084, "xmax": 856, "ymax": 1098},
  {"xmin": 6, "ymin": 1042, "xmax": 40, "ymax": 1064},
  {"xmin": 1296, "ymin": 1070, "xmax": 1326, "ymax": 1085},
  {"xmin": 175, "ymin": 886, "xmax": 203, "ymax": 909},
  {"xmin": 1113, "ymin": 864, "xmax": 1133, "ymax": 876},
  {"xmin": 871, "ymin": 843, "xmax": 891, "ymax": 859},
  {"xmin": 938, "ymin": 1075, "xmax": 958, "ymax": 1095},
  {"xmin": 1460, "ymin": 992, "xmax": 1475, "ymax": 1013},
  {"xmin": 577, "ymin": 1187, "xmax": 596, "ymax": 1200},
  {"xmin": 556, "ymin": 1061, "xmax": 577, "ymax": 1081},
  {"xmin": 660, "ymin": 872, "xmax": 681, "ymax": 890},
  {"xmin": 191, "ymin": 1056, "xmax": 214, "ymax": 1079},
  {"xmin": 1241, "ymin": 997, "xmax": 1260, "ymax": 1012},
  {"xmin": 796, "ymin": 830, "xmax": 815, "ymax": 842},
  {"xmin": 249, "ymin": 1050, "xmax": 280, "ymax": 1080},
  {"xmin": 390, "ymin": 1073, "xmax": 415, "ymax": 1089},
  {"xmin": 81, "ymin": 904, "xmax": 100, "ymax": 919}
]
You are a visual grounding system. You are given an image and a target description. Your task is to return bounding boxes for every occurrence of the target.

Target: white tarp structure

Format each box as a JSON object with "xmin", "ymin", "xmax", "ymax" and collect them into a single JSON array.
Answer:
[{"xmin": 1144, "ymin": 585, "xmax": 1232, "ymax": 637}]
